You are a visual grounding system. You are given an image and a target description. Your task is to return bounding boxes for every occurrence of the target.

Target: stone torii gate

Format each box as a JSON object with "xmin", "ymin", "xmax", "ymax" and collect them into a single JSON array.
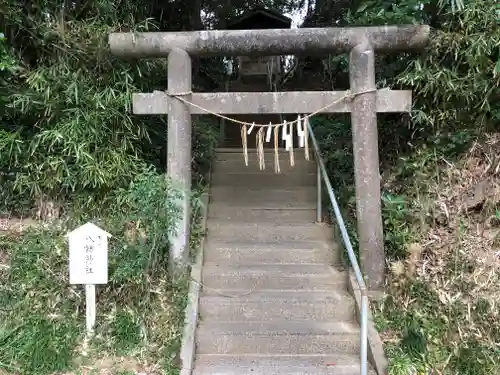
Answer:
[{"xmin": 109, "ymin": 25, "xmax": 429, "ymax": 289}]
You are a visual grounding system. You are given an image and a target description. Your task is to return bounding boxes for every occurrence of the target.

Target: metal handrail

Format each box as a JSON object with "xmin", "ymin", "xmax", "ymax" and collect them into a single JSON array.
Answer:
[{"xmin": 307, "ymin": 121, "xmax": 369, "ymax": 375}]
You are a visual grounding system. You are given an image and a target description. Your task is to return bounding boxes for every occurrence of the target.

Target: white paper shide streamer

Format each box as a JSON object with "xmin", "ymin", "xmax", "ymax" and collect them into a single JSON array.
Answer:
[
  {"xmin": 239, "ymin": 116, "xmax": 311, "ymax": 171},
  {"xmin": 296, "ymin": 115, "xmax": 305, "ymax": 148}
]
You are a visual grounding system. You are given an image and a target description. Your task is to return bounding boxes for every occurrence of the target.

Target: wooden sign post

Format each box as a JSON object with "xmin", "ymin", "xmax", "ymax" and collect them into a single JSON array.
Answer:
[{"xmin": 68, "ymin": 222, "xmax": 111, "ymax": 336}]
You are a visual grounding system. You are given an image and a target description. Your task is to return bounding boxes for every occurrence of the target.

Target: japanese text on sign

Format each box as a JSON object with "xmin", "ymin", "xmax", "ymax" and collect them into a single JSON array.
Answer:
[
  {"xmin": 84, "ymin": 235, "xmax": 102, "ymax": 275},
  {"xmin": 68, "ymin": 223, "xmax": 109, "ymax": 285}
]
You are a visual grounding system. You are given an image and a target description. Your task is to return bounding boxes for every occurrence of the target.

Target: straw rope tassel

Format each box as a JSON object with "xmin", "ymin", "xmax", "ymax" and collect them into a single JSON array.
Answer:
[
  {"xmin": 241, "ymin": 124, "xmax": 248, "ymax": 166},
  {"xmin": 304, "ymin": 116, "xmax": 310, "ymax": 161},
  {"xmin": 257, "ymin": 128, "xmax": 265, "ymax": 170},
  {"xmin": 274, "ymin": 126, "xmax": 280, "ymax": 173},
  {"xmin": 289, "ymin": 122, "xmax": 295, "ymax": 167}
]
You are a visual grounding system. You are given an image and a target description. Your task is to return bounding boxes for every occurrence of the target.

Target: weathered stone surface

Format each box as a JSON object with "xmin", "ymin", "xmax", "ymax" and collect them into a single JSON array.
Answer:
[
  {"xmin": 193, "ymin": 355, "xmax": 378, "ymax": 375},
  {"xmin": 206, "ymin": 221, "xmax": 333, "ymax": 242},
  {"xmin": 167, "ymin": 48, "xmax": 192, "ymax": 266},
  {"xmin": 201, "ymin": 267, "xmax": 346, "ymax": 293},
  {"xmin": 196, "ymin": 321, "xmax": 361, "ymax": 355},
  {"xmin": 109, "ymin": 25, "xmax": 430, "ymax": 57},
  {"xmin": 199, "ymin": 291, "xmax": 355, "ymax": 321},
  {"xmin": 203, "ymin": 243, "xmax": 335, "ymax": 264},
  {"xmin": 132, "ymin": 90, "xmax": 412, "ymax": 115},
  {"xmin": 213, "ymin": 160, "xmax": 316, "ymax": 174},
  {"xmin": 211, "ymin": 171, "xmax": 317, "ymax": 187},
  {"xmin": 209, "ymin": 187, "xmax": 317, "ymax": 208},
  {"xmin": 207, "ymin": 205, "xmax": 318, "ymax": 223},
  {"xmin": 349, "ymin": 42, "xmax": 385, "ymax": 290}
]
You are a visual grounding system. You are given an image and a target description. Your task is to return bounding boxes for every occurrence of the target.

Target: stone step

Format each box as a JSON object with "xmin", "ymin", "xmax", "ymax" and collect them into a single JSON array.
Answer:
[
  {"xmin": 199, "ymin": 291, "xmax": 355, "ymax": 322},
  {"xmin": 208, "ymin": 206, "xmax": 318, "ymax": 223},
  {"xmin": 209, "ymin": 187, "xmax": 317, "ymax": 208},
  {"xmin": 211, "ymin": 171, "xmax": 316, "ymax": 187},
  {"xmin": 203, "ymin": 263, "xmax": 338, "ymax": 274},
  {"xmin": 213, "ymin": 159, "xmax": 316, "ymax": 174},
  {"xmin": 206, "ymin": 222, "xmax": 333, "ymax": 243},
  {"xmin": 203, "ymin": 243, "xmax": 336, "ymax": 264},
  {"xmin": 196, "ymin": 321, "xmax": 360, "ymax": 355},
  {"xmin": 194, "ymin": 355, "xmax": 376, "ymax": 375},
  {"xmin": 201, "ymin": 264, "xmax": 346, "ymax": 294}
]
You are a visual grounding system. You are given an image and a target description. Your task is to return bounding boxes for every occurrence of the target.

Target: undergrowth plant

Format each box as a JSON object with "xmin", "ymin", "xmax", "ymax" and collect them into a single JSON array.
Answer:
[
  {"xmin": 0, "ymin": 21, "xmax": 156, "ymax": 214},
  {"xmin": 0, "ymin": 168, "xmax": 190, "ymax": 375}
]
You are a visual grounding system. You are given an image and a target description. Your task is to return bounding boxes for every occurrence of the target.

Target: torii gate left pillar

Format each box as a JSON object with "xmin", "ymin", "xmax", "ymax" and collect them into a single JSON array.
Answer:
[{"xmin": 166, "ymin": 49, "xmax": 192, "ymax": 271}]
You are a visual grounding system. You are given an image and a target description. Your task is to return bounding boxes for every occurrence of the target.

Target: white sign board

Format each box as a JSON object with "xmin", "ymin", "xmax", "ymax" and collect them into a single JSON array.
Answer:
[
  {"xmin": 67, "ymin": 222, "xmax": 112, "ymax": 335},
  {"xmin": 68, "ymin": 222, "xmax": 111, "ymax": 285}
]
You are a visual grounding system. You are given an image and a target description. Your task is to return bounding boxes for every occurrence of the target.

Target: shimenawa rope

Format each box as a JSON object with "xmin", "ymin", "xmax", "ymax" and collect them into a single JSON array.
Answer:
[{"xmin": 166, "ymin": 89, "xmax": 376, "ymax": 171}]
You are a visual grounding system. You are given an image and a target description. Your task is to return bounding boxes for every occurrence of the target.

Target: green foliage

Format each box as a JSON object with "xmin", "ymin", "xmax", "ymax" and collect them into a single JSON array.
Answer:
[
  {"xmin": 192, "ymin": 117, "xmax": 220, "ymax": 185},
  {"xmin": 381, "ymin": 193, "xmax": 415, "ymax": 259},
  {"xmin": 348, "ymin": 0, "xmax": 426, "ymax": 25},
  {"xmin": 106, "ymin": 168, "xmax": 183, "ymax": 283},
  {"xmin": 0, "ymin": 33, "xmax": 16, "ymax": 72},
  {"xmin": 0, "ymin": 19, "xmax": 161, "ymax": 211},
  {"xmin": 398, "ymin": 0, "xmax": 500, "ymax": 132}
]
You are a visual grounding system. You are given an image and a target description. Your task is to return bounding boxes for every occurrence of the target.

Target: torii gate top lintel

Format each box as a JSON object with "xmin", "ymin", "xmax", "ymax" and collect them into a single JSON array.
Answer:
[{"xmin": 108, "ymin": 25, "xmax": 430, "ymax": 58}]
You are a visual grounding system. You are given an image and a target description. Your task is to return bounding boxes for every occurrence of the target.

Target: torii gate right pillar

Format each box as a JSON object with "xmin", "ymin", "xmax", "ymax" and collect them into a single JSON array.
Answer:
[{"xmin": 350, "ymin": 41, "xmax": 384, "ymax": 289}]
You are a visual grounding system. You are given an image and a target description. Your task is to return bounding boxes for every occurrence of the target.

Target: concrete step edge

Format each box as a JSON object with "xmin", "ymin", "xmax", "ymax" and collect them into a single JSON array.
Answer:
[
  {"xmin": 206, "ymin": 221, "xmax": 329, "ymax": 228},
  {"xmin": 212, "ymin": 167, "xmax": 316, "ymax": 173},
  {"xmin": 201, "ymin": 264, "xmax": 340, "ymax": 274},
  {"xmin": 198, "ymin": 298, "xmax": 356, "ymax": 321},
  {"xmin": 203, "ymin": 240, "xmax": 333, "ymax": 249},
  {"xmin": 197, "ymin": 321, "xmax": 360, "ymax": 335},
  {"xmin": 194, "ymin": 353, "xmax": 369, "ymax": 368},
  {"xmin": 199, "ymin": 290, "xmax": 353, "ymax": 303},
  {"xmin": 195, "ymin": 353, "xmax": 365, "ymax": 362},
  {"xmin": 203, "ymin": 242, "xmax": 335, "ymax": 252},
  {"xmin": 200, "ymin": 289, "xmax": 349, "ymax": 297},
  {"xmin": 209, "ymin": 186, "xmax": 317, "ymax": 191},
  {"xmin": 207, "ymin": 206, "xmax": 318, "ymax": 212},
  {"xmin": 193, "ymin": 365, "xmax": 375, "ymax": 375},
  {"xmin": 211, "ymin": 171, "xmax": 316, "ymax": 176},
  {"xmin": 202, "ymin": 262, "xmax": 337, "ymax": 269},
  {"xmin": 200, "ymin": 288, "xmax": 349, "ymax": 297},
  {"xmin": 203, "ymin": 245, "xmax": 334, "ymax": 252},
  {"xmin": 208, "ymin": 205, "xmax": 318, "ymax": 209},
  {"xmin": 193, "ymin": 366, "xmax": 375, "ymax": 375},
  {"xmin": 202, "ymin": 261, "xmax": 334, "ymax": 267}
]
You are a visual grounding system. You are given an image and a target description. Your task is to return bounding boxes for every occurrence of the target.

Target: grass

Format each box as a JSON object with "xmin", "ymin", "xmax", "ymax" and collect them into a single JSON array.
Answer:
[
  {"xmin": 0, "ymin": 167, "xmax": 209, "ymax": 375},
  {"xmin": 0, "ymin": 226, "xmax": 188, "ymax": 375},
  {"xmin": 372, "ymin": 133, "xmax": 500, "ymax": 375}
]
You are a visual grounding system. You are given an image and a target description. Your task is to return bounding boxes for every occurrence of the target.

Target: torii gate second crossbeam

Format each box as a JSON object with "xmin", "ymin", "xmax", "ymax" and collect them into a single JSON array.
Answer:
[{"xmin": 108, "ymin": 25, "xmax": 429, "ymax": 290}]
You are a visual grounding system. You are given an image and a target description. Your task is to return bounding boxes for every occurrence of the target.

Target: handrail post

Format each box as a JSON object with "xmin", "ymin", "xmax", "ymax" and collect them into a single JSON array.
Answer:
[
  {"xmin": 316, "ymin": 162, "xmax": 322, "ymax": 223},
  {"xmin": 360, "ymin": 291, "xmax": 369, "ymax": 375}
]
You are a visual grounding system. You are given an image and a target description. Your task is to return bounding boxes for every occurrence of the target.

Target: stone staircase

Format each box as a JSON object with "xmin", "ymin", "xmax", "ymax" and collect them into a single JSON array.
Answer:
[{"xmin": 193, "ymin": 148, "xmax": 377, "ymax": 375}]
